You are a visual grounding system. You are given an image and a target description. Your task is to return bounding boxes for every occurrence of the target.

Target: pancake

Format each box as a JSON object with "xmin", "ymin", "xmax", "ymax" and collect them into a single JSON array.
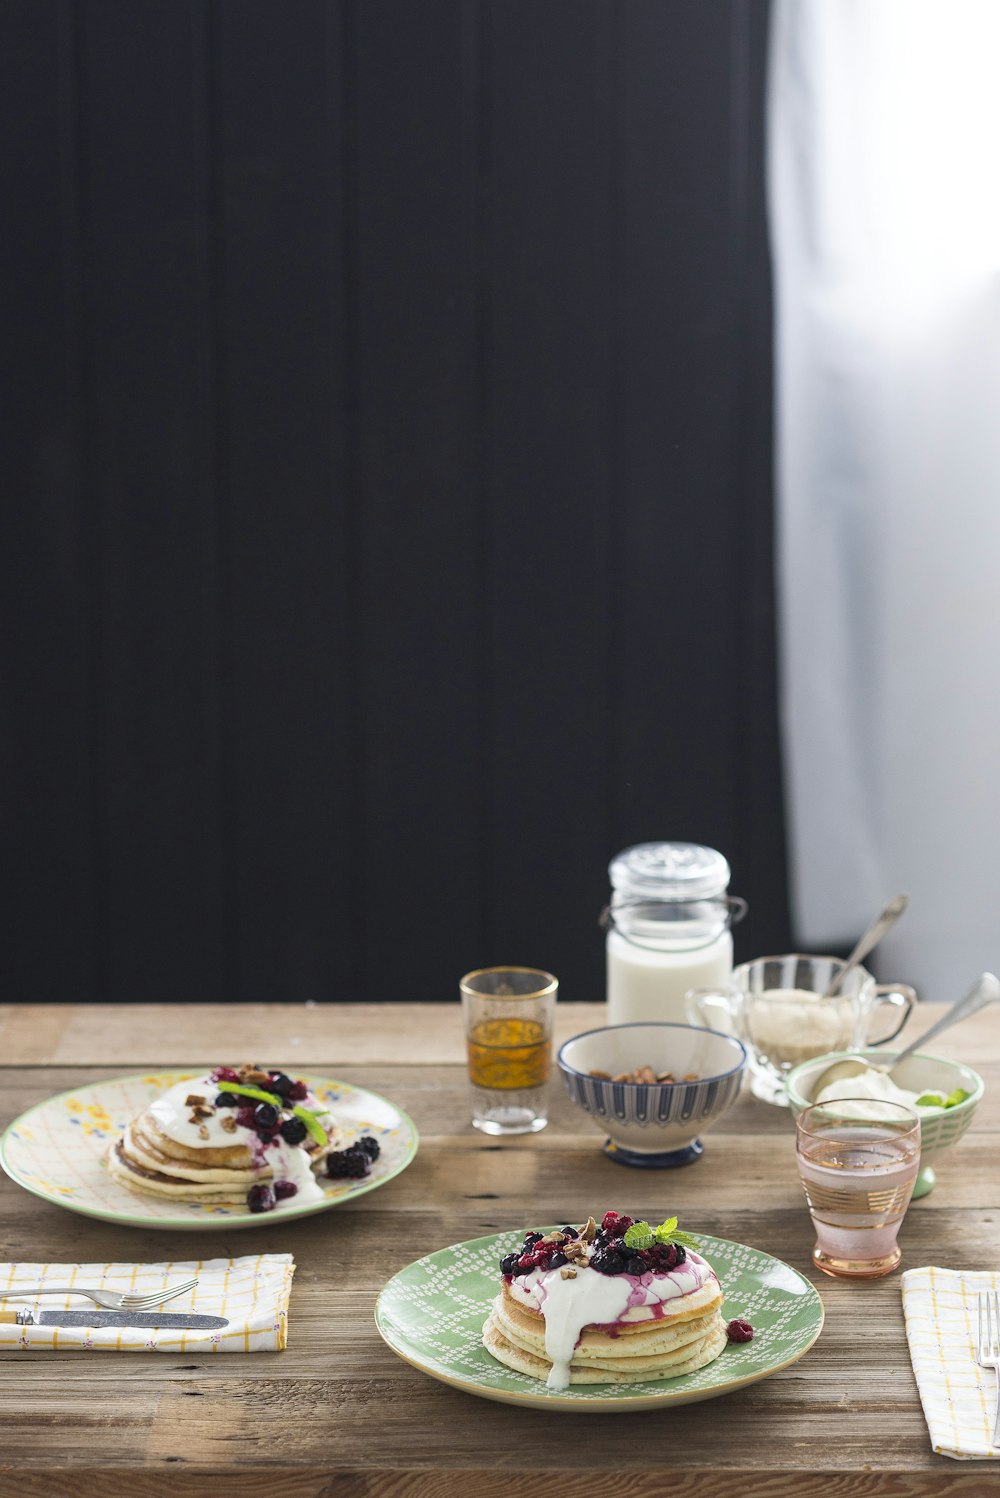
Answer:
[
  {"xmin": 481, "ymin": 1213, "xmax": 731, "ymax": 1389},
  {"xmin": 483, "ymin": 1308, "xmax": 728, "ymax": 1384},
  {"xmin": 106, "ymin": 1067, "xmax": 340, "ymax": 1207}
]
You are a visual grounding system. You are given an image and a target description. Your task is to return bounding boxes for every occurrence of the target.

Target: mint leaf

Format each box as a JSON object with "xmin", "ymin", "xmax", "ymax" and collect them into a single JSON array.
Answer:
[
  {"xmin": 653, "ymin": 1215, "xmax": 699, "ymax": 1250},
  {"xmin": 216, "ymin": 1081, "xmax": 283, "ymax": 1107},
  {"xmin": 944, "ymin": 1087, "xmax": 970, "ymax": 1109},
  {"xmin": 654, "ymin": 1216, "xmax": 678, "ymax": 1243},
  {"xmin": 915, "ymin": 1092, "xmax": 946, "ymax": 1108},
  {"xmin": 623, "ymin": 1222, "xmax": 655, "ymax": 1250}
]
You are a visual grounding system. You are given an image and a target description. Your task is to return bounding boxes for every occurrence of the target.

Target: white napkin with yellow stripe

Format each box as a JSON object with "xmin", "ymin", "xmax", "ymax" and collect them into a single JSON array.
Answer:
[
  {"xmin": 0, "ymin": 1255, "xmax": 294, "ymax": 1352},
  {"xmin": 901, "ymin": 1266, "xmax": 1000, "ymax": 1458}
]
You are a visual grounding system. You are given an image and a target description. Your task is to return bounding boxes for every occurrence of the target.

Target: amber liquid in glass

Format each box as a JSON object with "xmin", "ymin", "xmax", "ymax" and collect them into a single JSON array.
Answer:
[{"xmin": 466, "ymin": 1017, "xmax": 551, "ymax": 1090}]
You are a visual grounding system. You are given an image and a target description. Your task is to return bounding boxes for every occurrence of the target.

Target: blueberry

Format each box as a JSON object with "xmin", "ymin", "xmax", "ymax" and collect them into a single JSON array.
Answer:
[
  {"xmin": 268, "ymin": 1072, "xmax": 294, "ymax": 1097},
  {"xmin": 499, "ymin": 1254, "xmax": 519, "ymax": 1275},
  {"xmin": 279, "ymin": 1117, "xmax": 308, "ymax": 1145},
  {"xmin": 214, "ymin": 1092, "xmax": 238, "ymax": 1107},
  {"xmin": 246, "ymin": 1184, "xmax": 276, "ymax": 1213},
  {"xmin": 549, "ymin": 1252, "xmax": 568, "ymax": 1268},
  {"xmin": 561, "ymin": 1226, "xmax": 577, "ymax": 1238},
  {"xmin": 524, "ymin": 1232, "xmax": 542, "ymax": 1246},
  {"xmin": 253, "ymin": 1102, "xmax": 279, "ymax": 1131},
  {"xmin": 356, "ymin": 1135, "xmax": 381, "ymax": 1161}
]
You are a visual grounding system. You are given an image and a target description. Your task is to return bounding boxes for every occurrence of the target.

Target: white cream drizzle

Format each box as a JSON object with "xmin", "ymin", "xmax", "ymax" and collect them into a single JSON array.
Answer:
[{"xmin": 508, "ymin": 1248, "xmax": 717, "ymax": 1389}]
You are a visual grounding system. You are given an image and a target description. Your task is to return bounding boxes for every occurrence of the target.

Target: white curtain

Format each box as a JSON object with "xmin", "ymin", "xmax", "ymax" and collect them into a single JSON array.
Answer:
[{"xmin": 768, "ymin": 0, "xmax": 1000, "ymax": 1000}]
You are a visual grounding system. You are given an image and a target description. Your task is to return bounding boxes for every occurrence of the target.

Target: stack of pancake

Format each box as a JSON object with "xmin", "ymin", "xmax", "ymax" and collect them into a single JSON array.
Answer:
[
  {"xmin": 106, "ymin": 1074, "xmax": 337, "ymax": 1203},
  {"xmin": 483, "ymin": 1272, "xmax": 727, "ymax": 1385}
]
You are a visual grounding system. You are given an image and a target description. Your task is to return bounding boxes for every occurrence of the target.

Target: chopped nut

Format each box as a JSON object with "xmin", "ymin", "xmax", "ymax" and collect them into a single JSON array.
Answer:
[
  {"xmin": 220, "ymin": 1115, "xmax": 237, "ymax": 1134},
  {"xmin": 185, "ymin": 1094, "xmax": 208, "ymax": 1107},
  {"xmin": 656, "ymin": 1072, "xmax": 676, "ymax": 1083},
  {"xmin": 581, "ymin": 1215, "xmax": 597, "ymax": 1242},
  {"xmin": 635, "ymin": 1065, "xmax": 657, "ymax": 1085},
  {"xmin": 588, "ymin": 1069, "xmax": 612, "ymax": 1080},
  {"xmin": 683, "ymin": 1072, "xmax": 700, "ymax": 1081},
  {"xmin": 559, "ymin": 1266, "xmax": 578, "ymax": 1280},
  {"xmin": 612, "ymin": 1072, "xmax": 629, "ymax": 1083},
  {"xmin": 191, "ymin": 1105, "xmax": 213, "ymax": 1120},
  {"xmin": 240, "ymin": 1067, "xmax": 272, "ymax": 1086},
  {"xmin": 197, "ymin": 1124, "xmax": 210, "ymax": 1140},
  {"xmin": 539, "ymin": 1232, "xmax": 566, "ymax": 1246}
]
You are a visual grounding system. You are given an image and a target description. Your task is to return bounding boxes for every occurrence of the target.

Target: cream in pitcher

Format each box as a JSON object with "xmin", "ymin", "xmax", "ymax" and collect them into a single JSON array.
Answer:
[
  {"xmin": 687, "ymin": 954, "xmax": 916, "ymax": 1105},
  {"xmin": 603, "ymin": 842, "xmax": 746, "ymax": 1026}
]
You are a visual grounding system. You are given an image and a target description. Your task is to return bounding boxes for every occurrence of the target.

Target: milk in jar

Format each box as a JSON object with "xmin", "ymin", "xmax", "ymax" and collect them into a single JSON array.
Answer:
[{"xmin": 604, "ymin": 843, "xmax": 743, "ymax": 1026}]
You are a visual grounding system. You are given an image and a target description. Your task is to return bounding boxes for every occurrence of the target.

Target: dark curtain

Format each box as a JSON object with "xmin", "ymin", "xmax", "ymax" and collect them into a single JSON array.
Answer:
[{"xmin": 0, "ymin": 0, "xmax": 788, "ymax": 1003}]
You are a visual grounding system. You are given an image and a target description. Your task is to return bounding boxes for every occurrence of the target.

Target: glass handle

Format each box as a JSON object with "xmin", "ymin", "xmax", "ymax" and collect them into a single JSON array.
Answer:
[{"xmin": 865, "ymin": 983, "xmax": 917, "ymax": 1045}]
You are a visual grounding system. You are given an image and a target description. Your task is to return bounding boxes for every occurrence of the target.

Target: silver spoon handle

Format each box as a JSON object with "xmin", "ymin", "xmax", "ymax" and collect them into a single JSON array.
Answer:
[
  {"xmin": 822, "ymin": 893, "xmax": 909, "ymax": 999},
  {"xmin": 892, "ymin": 971, "xmax": 1000, "ymax": 1067}
]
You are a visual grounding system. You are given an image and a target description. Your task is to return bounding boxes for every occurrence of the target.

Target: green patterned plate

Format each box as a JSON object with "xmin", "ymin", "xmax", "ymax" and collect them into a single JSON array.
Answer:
[
  {"xmin": 0, "ymin": 1071, "xmax": 418, "ymax": 1230},
  {"xmin": 375, "ymin": 1229, "xmax": 824, "ymax": 1411}
]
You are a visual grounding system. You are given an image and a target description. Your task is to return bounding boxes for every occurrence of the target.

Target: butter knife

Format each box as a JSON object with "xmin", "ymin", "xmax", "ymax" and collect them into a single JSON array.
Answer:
[{"xmin": 1, "ymin": 1309, "xmax": 229, "ymax": 1330}]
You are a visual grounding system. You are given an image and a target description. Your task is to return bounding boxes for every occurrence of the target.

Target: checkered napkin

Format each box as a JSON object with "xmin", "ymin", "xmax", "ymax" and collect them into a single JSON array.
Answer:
[
  {"xmin": 0, "ymin": 1254, "xmax": 294, "ymax": 1353},
  {"xmin": 901, "ymin": 1266, "xmax": 1000, "ymax": 1459}
]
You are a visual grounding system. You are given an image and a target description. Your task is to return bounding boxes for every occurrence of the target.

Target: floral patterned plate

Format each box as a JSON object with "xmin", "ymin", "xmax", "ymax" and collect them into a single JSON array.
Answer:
[
  {"xmin": 375, "ymin": 1229, "xmax": 823, "ymax": 1411},
  {"xmin": 0, "ymin": 1071, "xmax": 418, "ymax": 1230}
]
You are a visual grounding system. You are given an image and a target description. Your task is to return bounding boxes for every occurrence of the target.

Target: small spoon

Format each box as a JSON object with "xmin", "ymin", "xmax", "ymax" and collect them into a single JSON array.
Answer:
[
  {"xmin": 820, "ymin": 893, "xmax": 909, "ymax": 999},
  {"xmin": 811, "ymin": 970, "xmax": 1000, "ymax": 1094}
]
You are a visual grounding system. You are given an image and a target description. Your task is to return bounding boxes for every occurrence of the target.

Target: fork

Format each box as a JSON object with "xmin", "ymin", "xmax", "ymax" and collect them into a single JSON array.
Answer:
[
  {"xmin": 977, "ymin": 1288, "xmax": 1000, "ymax": 1448},
  {"xmin": 1, "ymin": 1277, "xmax": 199, "ymax": 1312}
]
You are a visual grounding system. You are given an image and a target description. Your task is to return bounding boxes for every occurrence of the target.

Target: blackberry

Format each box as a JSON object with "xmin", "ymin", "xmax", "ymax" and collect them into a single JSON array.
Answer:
[
  {"xmin": 625, "ymin": 1257, "xmax": 647, "ymax": 1277},
  {"xmin": 499, "ymin": 1254, "xmax": 519, "ymax": 1276},
  {"xmin": 602, "ymin": 1250, "xmax": 625, "ymax": 1275},
  {"xmin": 279, "ymin": 1117, "xmax": 308, "ymax": 1145},
  {"xmin": 246, "ymin": 1184, "xmax": 276, "ymax": 1213},
  {"xmin": 326, "ymin": 1147, "xmax": 371, "ymax": 1180},
  {"xmin": 356, "ymin": 1135, "xmax": 381, "ymax": 1161},
  {"xmin": 214, "ymin": 1092, "xmax": 238, "ymax": 1108},
  {"xmin": 273, "ymin": 1180, "xmax": 298, "ymax": 1201},
  {"xmin": 253, "ymin": 1102, "xmax": 279, "ymax": 1131}
]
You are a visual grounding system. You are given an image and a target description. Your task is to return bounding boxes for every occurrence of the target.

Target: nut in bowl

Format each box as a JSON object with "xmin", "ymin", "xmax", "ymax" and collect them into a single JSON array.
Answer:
[
  {"xmin": 557, "ymin": 1023, "xmax": 747, "ymax": 1167},
  {"xmin": 785, "ymin": 1047, "xmax": 983, "ymax": 1199}
]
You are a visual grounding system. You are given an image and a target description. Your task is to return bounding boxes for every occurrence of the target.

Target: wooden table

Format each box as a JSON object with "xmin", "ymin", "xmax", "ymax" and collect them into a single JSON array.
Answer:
[{"xmin": 0, "ymin": 1001, "xmax": 997, "ymax": 1497}]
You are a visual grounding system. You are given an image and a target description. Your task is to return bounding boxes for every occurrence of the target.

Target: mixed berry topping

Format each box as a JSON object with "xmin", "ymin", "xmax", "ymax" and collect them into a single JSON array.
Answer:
[
  {"xmin": 498, "ymin": 1211, "xmax": 697, "ymax": 1280},
  {"xmin": 726, "ymin": 1318, "xmax": 754, "ymax": 1343},
  {"xmin": 326, "ymin": 1136, "xmax": 381, "ymax": 1181},
  {"xmin": 204, "ymin": 1064, "xmax": 334, "ymax": 1214}
]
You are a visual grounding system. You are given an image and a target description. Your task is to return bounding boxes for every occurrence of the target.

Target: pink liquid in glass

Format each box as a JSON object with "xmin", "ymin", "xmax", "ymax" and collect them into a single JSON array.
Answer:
[{"xmin": 797, "ymin": 1123, "xmax": 919, "ymax": 1266}]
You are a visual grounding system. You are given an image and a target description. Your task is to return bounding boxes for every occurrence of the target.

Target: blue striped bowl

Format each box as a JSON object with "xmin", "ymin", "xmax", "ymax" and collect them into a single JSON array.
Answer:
[{"xmin": 558, "ymin": 1022, "xmax": 747, "ymax": 1168}]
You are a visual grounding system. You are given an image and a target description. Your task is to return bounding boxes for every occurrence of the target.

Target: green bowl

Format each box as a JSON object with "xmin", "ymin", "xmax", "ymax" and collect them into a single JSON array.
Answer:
[{"xmin": 785, "ymin": 1047, "xmax": 983, "ymax": 1199}]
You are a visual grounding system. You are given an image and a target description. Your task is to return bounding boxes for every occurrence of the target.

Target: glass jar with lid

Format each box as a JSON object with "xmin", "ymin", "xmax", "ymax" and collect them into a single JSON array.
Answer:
[{"xmin": 603, "ymin": 842, "xmax": 747, "ymax": 1027}]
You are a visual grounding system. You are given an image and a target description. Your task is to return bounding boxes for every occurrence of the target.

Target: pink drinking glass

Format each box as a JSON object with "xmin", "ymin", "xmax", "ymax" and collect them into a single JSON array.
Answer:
[{"xmin": 795, "ymin": 1099, "xmax": 921, "ymax": 1279}]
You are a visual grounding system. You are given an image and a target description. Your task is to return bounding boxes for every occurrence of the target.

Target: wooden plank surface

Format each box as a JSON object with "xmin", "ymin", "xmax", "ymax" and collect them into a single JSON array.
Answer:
[{"xmin": 0, "ymin": 1003, "xmax": 998, "ymax": 1497}]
